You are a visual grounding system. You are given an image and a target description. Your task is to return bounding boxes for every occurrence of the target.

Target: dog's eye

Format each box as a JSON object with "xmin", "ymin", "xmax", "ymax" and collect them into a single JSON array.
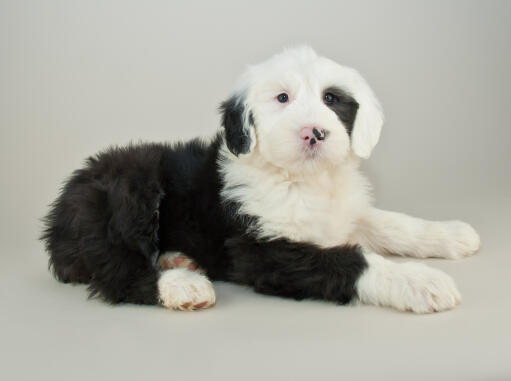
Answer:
[
  {"xmin": 276, "ymin": 93, "xmax": 289, "ymax": 103},
  {"xmin": 324, "ymin": 92, "xmax": 338, "ymax": 105}
]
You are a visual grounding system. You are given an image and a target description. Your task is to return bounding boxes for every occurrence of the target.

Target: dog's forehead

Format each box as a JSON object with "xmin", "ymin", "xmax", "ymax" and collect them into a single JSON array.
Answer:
[{"xmin": 242, "ymin": 47, "xmax": 355, "ymax": 94}]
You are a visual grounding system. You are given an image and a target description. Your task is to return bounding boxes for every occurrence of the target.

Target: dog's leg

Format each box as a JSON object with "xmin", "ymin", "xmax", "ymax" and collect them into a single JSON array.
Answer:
[
  {"xmin": 82, "ymin": 249, "xmax": 216, "ymax": 310},
  {"xmin": 226, "ymin": 237, "xmax": 460, "ymax": 313},
  {"xmin": 352, "ymin": 208, "xmax": 480, "ymax": 259},
  {"xmin": 226, "ymin": 237, "xmax": 367, "ymax": 305},
  {"xmin": 41, "ymin": 145, "xmax": 216, "ymax": 310}
]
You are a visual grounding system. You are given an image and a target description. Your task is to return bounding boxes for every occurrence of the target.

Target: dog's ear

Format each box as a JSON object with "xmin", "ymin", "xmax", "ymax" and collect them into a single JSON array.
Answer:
[
  {"xmin": 220, "ymin": 94, "xmax": 256, "ymax": 156},
  {"xmin": 349, "ymin": 71, "xmax": 384, "ymax": 159}
]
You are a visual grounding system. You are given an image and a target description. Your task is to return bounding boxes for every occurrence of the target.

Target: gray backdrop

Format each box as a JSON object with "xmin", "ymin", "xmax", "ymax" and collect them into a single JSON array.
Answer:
[{"xmin": 1, "ymin": 1, "xmax": 510, "ymax": 380}]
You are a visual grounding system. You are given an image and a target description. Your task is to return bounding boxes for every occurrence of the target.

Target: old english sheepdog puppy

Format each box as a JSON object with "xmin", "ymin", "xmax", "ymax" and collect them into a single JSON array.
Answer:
[{"xmin": 42, "ymin": 46, "xmax": 480, "ymax": 313}]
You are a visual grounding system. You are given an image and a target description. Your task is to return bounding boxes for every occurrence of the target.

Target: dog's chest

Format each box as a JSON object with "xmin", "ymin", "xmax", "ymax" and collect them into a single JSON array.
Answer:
[{"xmin": 224, "ymin": 167, "xmax": 369, "ymax": 247}]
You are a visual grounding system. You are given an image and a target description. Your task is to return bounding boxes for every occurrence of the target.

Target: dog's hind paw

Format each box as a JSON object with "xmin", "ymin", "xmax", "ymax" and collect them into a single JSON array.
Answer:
[{"xmin": 158, "ymin": 268, "xmax": 216, "ymax": 311}]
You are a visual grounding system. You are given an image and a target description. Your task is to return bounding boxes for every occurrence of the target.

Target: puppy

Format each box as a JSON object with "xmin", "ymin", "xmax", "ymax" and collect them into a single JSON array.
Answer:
[{"xmin": 41, "ymin": 46, "xmax": 480, "ymax": 313}]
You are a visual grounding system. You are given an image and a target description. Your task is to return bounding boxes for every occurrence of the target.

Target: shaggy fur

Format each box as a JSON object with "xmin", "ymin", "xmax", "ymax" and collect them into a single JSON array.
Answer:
[{"xmin": 42, "ymin": 46, "xmax": 480, "ymax": 313}]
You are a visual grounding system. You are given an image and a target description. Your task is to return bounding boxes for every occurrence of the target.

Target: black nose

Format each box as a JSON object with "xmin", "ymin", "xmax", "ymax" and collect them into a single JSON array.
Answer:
[{"xmin": 311, "ymin": 128, "xmax": 326, "ymax": 145}]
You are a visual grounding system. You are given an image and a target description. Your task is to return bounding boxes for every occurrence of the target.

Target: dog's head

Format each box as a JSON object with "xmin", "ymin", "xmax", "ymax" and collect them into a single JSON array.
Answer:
[{"xmin": 220, "ymin": 46, "xmax": 383, "ymax": 173}]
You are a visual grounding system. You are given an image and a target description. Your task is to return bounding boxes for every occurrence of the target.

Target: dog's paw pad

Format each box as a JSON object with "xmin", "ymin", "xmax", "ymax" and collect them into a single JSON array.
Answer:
[
  {"xmin": 193, "ymin": 301, "xmax": 209, "ymax": 308},
  {"xmin": 158, "ymin": 268, "xmax": 216, "ymax": 311},
  {"xmin": 176, "ymin": 300, "xmax": 213, "ymax": 311}
]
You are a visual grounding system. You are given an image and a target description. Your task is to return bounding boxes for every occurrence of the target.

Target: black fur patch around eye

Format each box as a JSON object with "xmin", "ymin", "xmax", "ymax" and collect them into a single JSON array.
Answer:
[
  {"xmin": 323, "ymin": 87, "xmax": 359, "ymax": 135},
  {"xmin": 219, "ymin": 96, "xmax": 253, "ymax": 156}
]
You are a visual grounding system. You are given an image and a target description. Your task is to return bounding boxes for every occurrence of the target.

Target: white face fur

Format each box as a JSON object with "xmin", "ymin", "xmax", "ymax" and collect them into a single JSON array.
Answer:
[{"xmin": 222, "ymin": 46, "xmax": 384, "ymax": 173}]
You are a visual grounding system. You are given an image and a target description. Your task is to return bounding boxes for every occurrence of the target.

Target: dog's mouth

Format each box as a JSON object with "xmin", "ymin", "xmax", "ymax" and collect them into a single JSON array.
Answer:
[{"xmin": 300, "ymin": 143, "xmax": 323, "ymax": 159}]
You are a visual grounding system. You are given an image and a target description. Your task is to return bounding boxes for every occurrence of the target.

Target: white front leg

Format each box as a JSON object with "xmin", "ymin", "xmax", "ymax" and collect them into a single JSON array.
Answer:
[
  {"xmin": 356, "ymin": 253, "xmax": 461, "ymax": 313},
  {"xmin": 353, "ymin": 208, "xmax": 480, "ymax": 259}
]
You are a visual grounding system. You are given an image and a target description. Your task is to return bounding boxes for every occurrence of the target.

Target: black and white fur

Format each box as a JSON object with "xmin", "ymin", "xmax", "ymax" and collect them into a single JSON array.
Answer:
[{"xmin": 41, "ymin": 47, "xmax": 480, "ymax": 313}]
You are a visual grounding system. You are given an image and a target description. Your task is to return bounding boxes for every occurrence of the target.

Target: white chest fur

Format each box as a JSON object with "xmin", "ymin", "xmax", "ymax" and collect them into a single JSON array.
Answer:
[{"xmin": 219, "ymin": 151, "xmax": 372, "ymax": 247}]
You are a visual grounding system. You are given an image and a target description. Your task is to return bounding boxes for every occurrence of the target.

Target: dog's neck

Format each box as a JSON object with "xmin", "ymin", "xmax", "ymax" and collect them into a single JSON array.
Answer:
[{"xmin": 218, "ymin": 141, "xmax": 371, "ymax": 245}]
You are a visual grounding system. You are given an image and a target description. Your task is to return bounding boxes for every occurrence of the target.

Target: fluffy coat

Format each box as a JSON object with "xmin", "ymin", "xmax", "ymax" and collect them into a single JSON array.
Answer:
[{"xmin": 41, "ymin": 47, "xmax": 480, "ymax": 313}]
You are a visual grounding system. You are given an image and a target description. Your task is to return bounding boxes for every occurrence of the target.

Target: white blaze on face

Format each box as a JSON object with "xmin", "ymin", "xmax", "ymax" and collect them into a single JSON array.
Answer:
[{"xmin": 246, "ymin": 55, "xmax": 347, "ymax": 173}]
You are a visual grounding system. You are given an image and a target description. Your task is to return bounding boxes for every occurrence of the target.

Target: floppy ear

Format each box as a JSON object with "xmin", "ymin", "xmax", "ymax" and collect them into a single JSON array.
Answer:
[
  {"xmin": 219, "ymin": 94, "xmax": 256, "ymax": 156},
  {"xmin": 350, "ymin": 73, "xmax": 384, "ymax": 159}
]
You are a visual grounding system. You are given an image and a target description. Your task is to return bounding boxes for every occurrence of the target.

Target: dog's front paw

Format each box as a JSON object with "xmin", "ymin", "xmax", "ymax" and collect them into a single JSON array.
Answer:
[
  {"xmin": 437, "ymin": 221, "xmax": 481, "ymax": 259},
  {"xmin": 158, "ymin": 269, "xmax": 216, "ymax": 311},
  {"xmin": 393, "ymin": 262, "xmax": 461, "ymax": 313},
  {"xmin": 357, "ymin": 254, "xmax": 461, "ymax": 313}
]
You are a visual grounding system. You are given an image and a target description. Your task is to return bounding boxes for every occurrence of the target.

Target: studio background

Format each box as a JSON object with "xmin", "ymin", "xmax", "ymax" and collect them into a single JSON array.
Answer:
[{"xmin": 1, "ymin": 1, "xmax": 510, "ymax": 380}]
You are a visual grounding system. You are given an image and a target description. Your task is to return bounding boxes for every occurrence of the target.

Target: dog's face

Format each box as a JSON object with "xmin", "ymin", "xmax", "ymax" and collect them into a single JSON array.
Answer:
[{"xmin": 221, "ymin": 47, "xmax": 383, "ymax": 173}]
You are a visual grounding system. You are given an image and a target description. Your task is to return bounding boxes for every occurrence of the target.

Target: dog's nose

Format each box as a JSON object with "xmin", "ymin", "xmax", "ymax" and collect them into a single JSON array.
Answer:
[{"xmin": 299, "ymin": 126, "xmax": 327, "ymax": 146}]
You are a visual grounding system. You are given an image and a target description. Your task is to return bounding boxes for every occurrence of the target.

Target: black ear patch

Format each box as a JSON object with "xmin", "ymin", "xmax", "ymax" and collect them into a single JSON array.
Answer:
[
  {"xmin": 220, "ymin": 96, "xmax": 254, "ymax": 156},
  {"xmin": 323, "ymin": 87, "xmax": 359, "ymax": 135}
]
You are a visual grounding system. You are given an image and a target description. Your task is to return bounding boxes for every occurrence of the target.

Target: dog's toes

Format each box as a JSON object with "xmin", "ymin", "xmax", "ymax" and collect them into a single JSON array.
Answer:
[
  {"xmin": 396, "ymin": 263, "xmax": 461, "ymax": 313},
  {"xmin": 439, "ymin": 221, "xmax": 481, "ymax": 259}
]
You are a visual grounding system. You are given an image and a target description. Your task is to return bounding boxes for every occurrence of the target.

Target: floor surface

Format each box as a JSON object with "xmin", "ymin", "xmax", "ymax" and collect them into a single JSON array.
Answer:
[{"xmin": 1, "ymin": 197, "xmax": 510, "ymax": 381}]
